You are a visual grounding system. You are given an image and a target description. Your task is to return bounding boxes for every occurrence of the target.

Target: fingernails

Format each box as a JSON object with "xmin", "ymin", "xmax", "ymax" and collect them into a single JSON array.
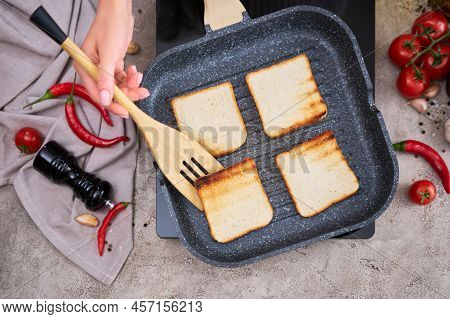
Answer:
[
  {"xmin": 131, "ymin": 65, "xmax": 137, "ymax": 73},
  {"xmin": 116, "ymin": 108, "xmax": 129, "ymax": 119},
  {"xmin": 141, "ymin": 90, "xmax": 150, "ymax": 98},
  {"xmin": 100, "ymin": 90, "xmax": 110, "ymax": 106},
  {"xmin": 137, "ymin": 72, "xmax": 143, "ymax": 85},
  {"xmin": 109, "ymin": 103, "xmax": 130, "ymax": 119}
]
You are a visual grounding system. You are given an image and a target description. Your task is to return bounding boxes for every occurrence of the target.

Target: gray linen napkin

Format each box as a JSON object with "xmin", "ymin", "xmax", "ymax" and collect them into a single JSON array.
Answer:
[{"xmin": 0, "ymin": 0, "xmax": 138, "ymax": 285}]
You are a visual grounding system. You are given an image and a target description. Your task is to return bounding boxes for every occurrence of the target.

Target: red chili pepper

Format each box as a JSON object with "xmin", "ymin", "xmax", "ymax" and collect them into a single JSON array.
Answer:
[
  {"xmin": 98, "ymin": 202, "xmax": 130, "ymax": 256},
  {"xmin": 24, "ymin": 83, "xmax": 113, "ymax": 126},
  {"xmin": 65, "ymin": 86, "xmax": 129, "ymax": 148},
  {"xmin": 393, "ymin": 140, "xmax": 450, "ymax": 194}
]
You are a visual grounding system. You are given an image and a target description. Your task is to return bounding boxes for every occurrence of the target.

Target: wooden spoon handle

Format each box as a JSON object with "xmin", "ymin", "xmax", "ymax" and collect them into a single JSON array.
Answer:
[{"xmin": 61, "ymin": 38, "xmax": 154, "ymax": 129}]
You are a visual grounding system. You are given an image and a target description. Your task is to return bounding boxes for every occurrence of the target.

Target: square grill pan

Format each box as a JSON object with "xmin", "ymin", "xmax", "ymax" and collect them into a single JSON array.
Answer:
[{"xmin": 140, "ymin": 6, "xmax": 399, "ymax": 267}]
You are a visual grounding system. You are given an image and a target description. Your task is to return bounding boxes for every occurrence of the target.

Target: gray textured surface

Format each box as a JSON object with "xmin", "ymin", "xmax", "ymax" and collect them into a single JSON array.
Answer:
[
  {"xmin": 140, "ymin": 6, "xmax": 398, "ymax": 267},
  {"xmin": 0, "ymin": 0, "xmax": 449, "ymax": 298}
]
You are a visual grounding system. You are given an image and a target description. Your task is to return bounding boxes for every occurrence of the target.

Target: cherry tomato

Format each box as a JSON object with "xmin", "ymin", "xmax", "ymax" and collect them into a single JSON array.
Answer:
[
  {"xmin": 412, "ymin": 11, "xmax": 448, "ymax": 46},
  {"xmin": 409, "ymin": 180, "xmax": 436, "ymax": 205},
  {"xmin": 396, "ymin": 65, "xmax": 431, "ymax": 99},
  {"xmin": 15, "ymin": 127, "xmax": 42, "ymax": 154},
  {"xmin": 419, "ymin": 44, "xmax": 450, "ymax": 80},
  {"xmin": 388, "ymin": 34, "xmax": 423, "ymax": 68}
]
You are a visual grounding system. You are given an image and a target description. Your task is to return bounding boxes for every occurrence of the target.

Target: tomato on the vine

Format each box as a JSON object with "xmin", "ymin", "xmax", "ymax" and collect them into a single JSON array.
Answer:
[
  {"xmin": 15, "ymin": 127, "xmax": 42, "ymax": 154},
  {"xmin": 388, "ymin": 34, "xmax": 423, "ymax": 68},
  {"xmin": 412, "ymin": 11, "xmax": 448, "ymax": 46},
  {"xmin": 396, "ymin": 65, "xmax": 431, "ymax": 99},
  {"xmin": 409, "ymin": 180, "xmax": 436, "ymax": 205},
  {"xmin": 419, "ymin": 44, "xmax": 450, "ymax": 80}
]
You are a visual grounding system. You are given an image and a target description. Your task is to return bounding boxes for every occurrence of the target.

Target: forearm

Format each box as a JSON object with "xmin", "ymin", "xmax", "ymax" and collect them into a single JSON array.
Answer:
[{"xmin": 97, "ymin": 0, "xmax": 131, "ymax": 16}]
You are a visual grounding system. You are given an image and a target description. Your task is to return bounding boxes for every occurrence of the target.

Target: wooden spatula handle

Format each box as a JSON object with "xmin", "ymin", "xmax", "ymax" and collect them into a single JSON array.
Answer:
[
  {"xmin": 61, "ymin": 38, "xmax": 153, "ymax": 129},
  {"xmin": 204, "ymin": 0, "xmax": 246, "ymax": 31},
  {"xmin": 30, "ymin": 6, "xmax": 223, "ymax": 211}
]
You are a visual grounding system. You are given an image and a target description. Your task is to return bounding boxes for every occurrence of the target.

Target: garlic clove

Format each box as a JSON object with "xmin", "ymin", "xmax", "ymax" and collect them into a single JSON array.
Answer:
[
  {"xmin": 423, "ymin": 83, "xmax": 440, "ymax": 99},
  {"xmin": 406, "ymin": 98, "xmax": 428, "ymax": 113},
  {"xmin": 445, "ymin": 118, "xmax": 450, "ymax": 143},
  {"xmin": 127, "ymin": 41, "xmax": 140, "ymax": 55},
  {"xmin": 75, "ymin": 214, "xmax": 99, "ymax": 227}
]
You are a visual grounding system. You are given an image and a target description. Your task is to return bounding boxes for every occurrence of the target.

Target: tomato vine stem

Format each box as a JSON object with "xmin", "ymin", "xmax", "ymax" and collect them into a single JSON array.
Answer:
[{"xmin": 407, "ymin": 30, "xmax": 450, "ymax": 66}]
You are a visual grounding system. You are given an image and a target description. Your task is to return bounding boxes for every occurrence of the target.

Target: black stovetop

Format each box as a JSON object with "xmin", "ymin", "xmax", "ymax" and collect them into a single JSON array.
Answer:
[{"xmin": 154, "ymin": 0, "xmax": 375, "ymax": 240}]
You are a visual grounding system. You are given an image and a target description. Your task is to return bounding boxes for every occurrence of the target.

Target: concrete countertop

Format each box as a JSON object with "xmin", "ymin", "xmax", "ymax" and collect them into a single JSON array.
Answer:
[{"xmin": 0, "ymin": 0, "xmax": 448, "ymax": 298}]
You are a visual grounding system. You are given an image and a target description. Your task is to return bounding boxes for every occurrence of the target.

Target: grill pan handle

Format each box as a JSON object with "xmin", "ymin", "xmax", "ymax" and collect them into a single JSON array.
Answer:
[{"xmin": 204, "ymin": 0, "xmax": 248, "ymax": 32}]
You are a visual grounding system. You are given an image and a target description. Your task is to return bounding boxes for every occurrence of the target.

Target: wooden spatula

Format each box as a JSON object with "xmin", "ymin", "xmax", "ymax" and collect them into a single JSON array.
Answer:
[
  {"xmin": 29, "ymin": 6, "xmax": 223, "ymax": 211},
  {"xmin": 204, "ymin": 0, "xmax": 246, "ymax": 31}
]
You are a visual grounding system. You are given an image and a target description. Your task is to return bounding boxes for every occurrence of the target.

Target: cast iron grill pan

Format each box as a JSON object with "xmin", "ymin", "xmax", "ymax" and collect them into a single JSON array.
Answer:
[{"xmin": 140, "ymin": 6, "xmax": 399, "ymax": 266}]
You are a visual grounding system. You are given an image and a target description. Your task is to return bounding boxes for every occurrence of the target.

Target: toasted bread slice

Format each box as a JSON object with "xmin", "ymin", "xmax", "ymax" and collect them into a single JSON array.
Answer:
[
  {"xmin": 246, "ymin": 54, "xmax": 327, "ymax": 138},
  {"xmin": 171, "ymin": 82, "xmax": 247, "ymax": 157},
  {"xmin": 195, "ymin": 158, "xmax": 273, "ymax": 243},
  {"xmin": 276, "ymin": 131, "xmax": 359, "ymax": 217}
]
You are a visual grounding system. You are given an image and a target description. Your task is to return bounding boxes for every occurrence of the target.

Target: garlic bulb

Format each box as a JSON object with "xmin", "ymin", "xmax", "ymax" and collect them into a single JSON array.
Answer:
[{"xmin": 406, "ymin": 98, "xmax": 428, "ymax": 113}]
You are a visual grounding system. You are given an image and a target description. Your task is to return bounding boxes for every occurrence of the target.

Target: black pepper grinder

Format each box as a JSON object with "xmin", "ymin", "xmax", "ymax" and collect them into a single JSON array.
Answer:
[{"xmin": 33, "ymin": 141, "xmax": 114, "ymax": 211}]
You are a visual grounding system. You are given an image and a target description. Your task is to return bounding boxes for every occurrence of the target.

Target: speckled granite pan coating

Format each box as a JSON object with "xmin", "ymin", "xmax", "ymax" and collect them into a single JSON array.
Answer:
[{"xmin": 140, "ymin": 6, "xmax": 399, "ymax": 267}]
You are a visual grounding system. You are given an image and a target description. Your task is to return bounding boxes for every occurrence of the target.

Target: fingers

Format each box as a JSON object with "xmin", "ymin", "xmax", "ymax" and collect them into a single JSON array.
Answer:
[
  {"xmin": 116, "ymin": 59, "xmax": 125, "ymax": 73},
  {"xmin": 74, "ymin": 43, "xmax": 102, "ymax": 104},
  {"xmin": 136, "ymin": 72, "xmax": 143, "ymax": 87},
  {"xmin": 127, "ymin": 15, "xmax": 134, "ymax": 46},
  {"xmin": 79, "ymin": 55, "xmax": 130, "ymax": 118},
  {"xmin": 120, "ymin": 65, "xmax": 149, "ymax": 100},
  {"xmin": 74, "ymin": 60, "xmax": 102, "ymax": 105},
  {"xmin": 115, "ymin": 60, "xmax": 125, "ymax": 83},
  {"xmin": 94, "ymin": 60, "xmax": 149, "ymax": 117},
  {"xmin": 124, "ymin": 65, "xmax": 144, "ymax": 89},
  {"xmin": 97, "ymin": 50, "xmax": 120, "ymax": 107},
  {"xmin": 123, "ymin": 87, "xmax": 150, "ymax": 101},
  {"xmin": 115, "ymin": 70, "xmax": 127, "ymax": 86},
  {"xmin": 108, "ymin": 102, "xmax": 130, "ymax": 118},
  {"xmin": 126, "ymin": 65, "xmax": 139, "ymax": 88},
  {"xmin": 120, "ymin": 85, "xmax": 149, "ymax": 101}
]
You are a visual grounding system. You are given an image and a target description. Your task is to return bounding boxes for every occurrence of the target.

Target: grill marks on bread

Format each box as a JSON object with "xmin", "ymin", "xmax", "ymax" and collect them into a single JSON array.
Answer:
[
  {"xmin": 195, "ymin": 159, "xmax": 273, "ymax": 243},
  {"xmin": 246, "ymin": 54, "xmax": 327, "ymax": 138},
  {"xmin": 171, "ymin": 82, "xmax": 247, "ymax": 157},
  {"xmin": 276, "ymin": 131, "xmax": 359, "ymax": 217}
]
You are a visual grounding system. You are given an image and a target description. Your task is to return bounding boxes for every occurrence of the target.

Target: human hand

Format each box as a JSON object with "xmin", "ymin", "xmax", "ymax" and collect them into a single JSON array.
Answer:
[{"xmin": 74, "ymin": 0, "xmax": 149, "ymax": 118}]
